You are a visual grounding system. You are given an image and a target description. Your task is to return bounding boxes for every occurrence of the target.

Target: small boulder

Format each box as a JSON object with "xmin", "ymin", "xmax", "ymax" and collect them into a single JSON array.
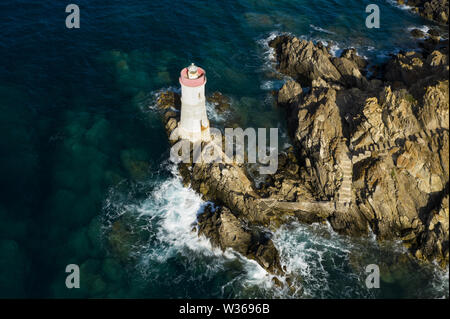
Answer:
[
  {"xmin": 207, "ymin": 92, "xmax": 231, "ymax": 113},
  {"xmin": 410, "ymin": 28, "xmax": 425, "ymax": 38}
]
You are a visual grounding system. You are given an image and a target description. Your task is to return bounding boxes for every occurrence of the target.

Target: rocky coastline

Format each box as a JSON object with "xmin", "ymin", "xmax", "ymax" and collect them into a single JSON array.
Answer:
[
  {"xmin": 268, "ymin": 31, "xmax": 449, "ymax": 268},
  {"xmin": 156, "ymin": 10, "xmax": 449, "ymax": 277},
  {"xmin": 397, "ymin": 0, "xmax": 449, "ymax": 24}
]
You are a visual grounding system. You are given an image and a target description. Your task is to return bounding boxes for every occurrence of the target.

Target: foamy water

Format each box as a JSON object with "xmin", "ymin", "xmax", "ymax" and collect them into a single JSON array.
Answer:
[{"xmin": 102, "ymin": 160, "xmax": 449, "ymax": 299}]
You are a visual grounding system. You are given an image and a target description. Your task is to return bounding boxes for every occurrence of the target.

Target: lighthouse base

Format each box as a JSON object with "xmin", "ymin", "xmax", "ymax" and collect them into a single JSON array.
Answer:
[{"xmin": 177, "ymin": 125, "xmax": 211, "ymax": 143}]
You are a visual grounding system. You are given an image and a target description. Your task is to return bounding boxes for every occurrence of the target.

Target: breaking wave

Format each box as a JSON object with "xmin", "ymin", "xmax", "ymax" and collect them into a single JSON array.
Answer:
[
  {"xmin": 102, "ymin": 159, "xmax": 449, "ymax": 298},
  {"xmin": 103, "ymin": 164, "xmax": 281, "ymax": 298}
]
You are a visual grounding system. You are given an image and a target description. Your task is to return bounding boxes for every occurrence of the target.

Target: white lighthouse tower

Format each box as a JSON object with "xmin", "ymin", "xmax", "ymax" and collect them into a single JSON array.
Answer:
[{"xmin": 178, "ymin": 63, "xmax": 210, "ymax": 143}]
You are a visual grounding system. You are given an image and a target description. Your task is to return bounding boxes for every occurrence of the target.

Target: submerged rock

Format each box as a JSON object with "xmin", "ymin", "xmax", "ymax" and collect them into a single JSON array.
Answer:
[
  {"xmin": 411, "ymin": 28, "xmax": 426, "ymax": 38},
  {"xmin": 120, "ymin": 149, "xmax": 151, "ymax": 181},
  {"xmin": 207, "ymin": 91, "xmax": 232, "ymax": 113}
]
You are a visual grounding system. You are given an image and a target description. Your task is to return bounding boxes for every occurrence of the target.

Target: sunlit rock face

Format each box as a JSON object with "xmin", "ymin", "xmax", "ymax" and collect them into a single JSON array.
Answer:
[
  {"xmin": 398, "ymin": 0, "xmax": 449, "ymax": 24},
  {"xmin": 270, "ymin": 34, "xmax": 449, "ymax": 267}
]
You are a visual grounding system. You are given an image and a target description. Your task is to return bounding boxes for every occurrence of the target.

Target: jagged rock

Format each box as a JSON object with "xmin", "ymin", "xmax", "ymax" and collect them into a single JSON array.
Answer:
[
  {"xmin": 414, "ymin": 194, "xmax": 449, "ymax": 267},
  {"xmin": 269, "ymin": 35, "xmax": 369, "ymax": 89},
  {"xmin": 207, "ymin": 91, "xmax": 232, "ymax": 113},
  {"xmin": 341, "ymin": 48, "xmax": 368, "ymax": 71},
  {"xmin": 411, "ymin": 28, "xmax": 426, "ymax": 38},
  {"xmin": 416, "ymin": 81, "xmax": 449, "ymax": 131},
  {"xmin": 293, "ymin": 87, "xmax": 348, "ymax": 199},
  {"xmin": 277, "ymin": 80, "xmax": 302, "ymax": 106},
  {"xmin": 331, "ymin": 56, "xmax": 368, "ymax": 89},
  {"xmin": 271, "ymin": 34, "xmax": 449, "ymax": 266},
  {"xmin": 398, "ymin": 0, "xmax": 449, "ymax": 24},
  {"xmin": 157, "ymin": 91, "xmax": 181, "ymax": 110},
  {"xmin": 197, "ymin": 205, "xmax": 282, "ymax": 274},
  {"xmin": 426, "ymin": 49, "xmax": 449, "ymax": 67},
  {"xmin": 269, "ymin": 35, "xmax": 342, "ymax": 87},
  {"xmin": 384, "ymin": 51, "xmax": 426, "ymax": 86}
]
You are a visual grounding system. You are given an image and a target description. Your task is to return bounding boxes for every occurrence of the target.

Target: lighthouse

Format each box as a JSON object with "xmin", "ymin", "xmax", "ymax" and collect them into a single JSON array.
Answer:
[{"xmin": 178, "ymin": 63, "xmax": 210, "ymax": 143}]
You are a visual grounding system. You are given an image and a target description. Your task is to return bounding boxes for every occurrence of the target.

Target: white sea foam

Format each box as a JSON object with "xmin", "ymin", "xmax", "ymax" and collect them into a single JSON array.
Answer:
[
  {"xmin": 103, "ymin": 162, "xmax": 449, "ymax": 298},
  {"xmin": 140, "ymin": 170, "xmax": 278, "ymax": 295},
  {"xmin": 206, "ymin": 100, "xmax": 227, "ymax": 123},
  {"xmin": 408, "ymin": 25, "xmax": 430, "ymax": 34},
  {"xmin": 431, "ymin": 267, "xmax": 450, "ymax": 299},
  {"xmin": 386, "ymin": 0, "xmax": 413, "ymax": 10},
  {"xmin": 104, "ymin": 164, "xmax": 278, "ymax": 296},
  {"xmin": 310, "ymin": 24, "xmax": 336, "ymax": 35},
  {"xmin": 272, "ymin": 221, "xmax": 367, "ymax": 298},
  {"xmin": 256, "ymin": 31, "xmax": 296, "ymax": 103},
  {"xmin": 328, "ymin": 43, "xmax": 343, "ymax": 57},
  {"xmin": 260, "ymin": 79, "xmax": 285, "ymax": 91},
  {"xmin": 256, "ymin": 31, "xmax": 283, "ymax": 72}
]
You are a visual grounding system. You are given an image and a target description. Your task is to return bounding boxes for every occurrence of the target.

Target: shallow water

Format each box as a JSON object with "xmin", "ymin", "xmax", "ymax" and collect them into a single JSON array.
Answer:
[{"xmin": 0, "ymin": 0, "xmax": 448, "ymax": 298}]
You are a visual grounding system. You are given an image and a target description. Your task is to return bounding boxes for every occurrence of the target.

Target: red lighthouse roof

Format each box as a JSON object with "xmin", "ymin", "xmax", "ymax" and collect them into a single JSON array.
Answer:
[{"xmin": 179, "ymin": 65, "xmax": 206, "ymax": 87}]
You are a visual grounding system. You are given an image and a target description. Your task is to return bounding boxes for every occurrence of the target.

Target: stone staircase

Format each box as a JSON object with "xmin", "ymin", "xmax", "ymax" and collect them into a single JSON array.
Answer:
[
  {"xmin": 351, "ymin": 128, "xmax": 447, "ymax": 164},
  {"xmin": 352, "ymin": 149, "xmax": 372, "ymax": 163},
  {"xmin": 333, "ymin": 128, "xmax": 446, "ymax": 210},
  {"xmin": 337, "ymin": 151, "xmax": 353, "ymax": 208}
]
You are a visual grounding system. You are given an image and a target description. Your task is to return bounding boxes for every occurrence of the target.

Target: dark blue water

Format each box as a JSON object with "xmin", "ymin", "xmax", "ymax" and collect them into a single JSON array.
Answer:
[{"xmin": 0, "ymin": 0, "xmax": 448, "ymax": 298}]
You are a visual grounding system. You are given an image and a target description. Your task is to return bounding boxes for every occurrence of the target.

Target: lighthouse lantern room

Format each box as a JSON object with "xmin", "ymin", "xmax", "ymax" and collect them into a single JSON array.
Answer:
[{"xmin": 178, "ymin": 63, "xmax": 210, "ymax": 143}]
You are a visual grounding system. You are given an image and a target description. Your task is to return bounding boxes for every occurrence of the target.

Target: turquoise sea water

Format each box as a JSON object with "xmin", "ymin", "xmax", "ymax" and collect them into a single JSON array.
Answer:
[{"xmin": 0, "ymin": 0, "xmax": 448, "ymax": 298}]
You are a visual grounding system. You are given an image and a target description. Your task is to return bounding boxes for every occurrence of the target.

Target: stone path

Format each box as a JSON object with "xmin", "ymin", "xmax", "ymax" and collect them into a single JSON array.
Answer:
[
  {"xmin": 352, "ymin": 128, "xmax": 447, "ymax": 163},
  {"xmin": 337, "ymin": 151, "xmax": 353, "ymax": 208}
]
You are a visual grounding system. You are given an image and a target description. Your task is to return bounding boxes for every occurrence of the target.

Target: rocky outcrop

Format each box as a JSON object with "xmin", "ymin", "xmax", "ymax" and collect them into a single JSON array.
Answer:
[
  {"xmin": 157, "ymin": 91, "xmax": 289, "ymax": 274},
  {"xmin": 207, "ymin": 92, "xmax": 231, "ymax": 113},
  {"xmin": 197, "ymin": 205, "xmax": 281, "ymax": 273},
  {"xmin": 414, "ymin": 193, "xmax": 449, "ymax": 266},
  {"xmin": 268, "ymin": 35, "xmax": 368, "ymax": 89},
  {"xmin": 277, "ymin": 80, "xmax": 302, "ymax": 106},
  {"xmin": 270, "ymin": 34, "xmax": 449, "ymax": 267},
  {"xmin": 350, "ymin": 86, "xmax": 449, "ymax": 247},
  {"xmin": 397, "ymin": 0, "xmax": 449, "ymax": 24},
  {"xmin": 155, "ymin": 30, "xmax": 448, "ymax": 271},
  {"xmin": 157, "ymin": 90, "xmax": 343, "ymax": 275},
  {"xmin": 384, "ymin": 48, "xmax": 449, "ymax": 87}
]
